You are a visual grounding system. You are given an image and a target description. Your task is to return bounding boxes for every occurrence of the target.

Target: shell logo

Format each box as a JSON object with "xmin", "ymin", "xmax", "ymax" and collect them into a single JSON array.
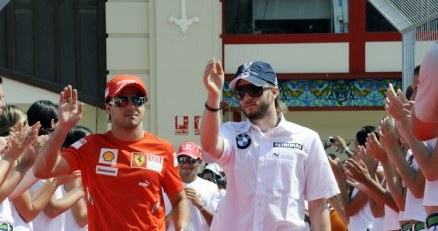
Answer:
[{"xmin": 103, "ymin": 151, "xmax": 115, "ymax": 162}]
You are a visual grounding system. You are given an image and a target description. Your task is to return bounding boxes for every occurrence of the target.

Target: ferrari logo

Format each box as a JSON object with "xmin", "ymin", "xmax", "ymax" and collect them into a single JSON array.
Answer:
[
  {"xmin": 131, "ymin": 152, "xmax": 147, "ymax": 168},
  {"xmin": 134, "ymin": 154, "xmax": 145, "ymax": 167}
]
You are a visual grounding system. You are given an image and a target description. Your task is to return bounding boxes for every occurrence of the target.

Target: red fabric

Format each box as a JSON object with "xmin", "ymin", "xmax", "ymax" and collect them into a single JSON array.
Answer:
[{"xmin": 62, "ymin": 131, "xmax": 183, "ymax": 231}]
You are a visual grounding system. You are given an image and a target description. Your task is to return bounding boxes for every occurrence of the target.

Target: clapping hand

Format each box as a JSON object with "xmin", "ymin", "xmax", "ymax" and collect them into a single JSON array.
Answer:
[
  {"xmin": 344, "ymin": 158, "xmax": 372, "ymax": 185},
  {"xmin": 18, "ymin": 135, "xmax": 49, "ymax": 169},
  {"xmin": 365, "ymin": 132, "xmax": 387, "ymax": 162},
  {"xmin": 2, "ymin": 122, "xmax": 41, "ymax": 161}
]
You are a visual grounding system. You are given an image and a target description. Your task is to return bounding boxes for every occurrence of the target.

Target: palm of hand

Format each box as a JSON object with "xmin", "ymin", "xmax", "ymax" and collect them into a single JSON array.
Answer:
[
  {"xmin": 366, "ymin": 140, "xmax": 386, "ymax": 162},
  {"xmin": 203, "ymin": 59, "xmax": 224, "ymax": 96},
  {"xmin": 58, "ymin": 103, "xmax": 81, "ymax": 127},
  {"xmin": 346, "ymin": 160, "xmax": 370, "ymax": 183}
]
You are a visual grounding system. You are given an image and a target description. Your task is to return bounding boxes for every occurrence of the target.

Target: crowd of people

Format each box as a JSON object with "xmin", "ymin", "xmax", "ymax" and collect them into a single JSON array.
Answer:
[
  {"xmin": 0, "ymin": 41, "xmax": 436, "ymax": 230},
  {"xmin": 322, "ymin": 44, "xmax": 438, "ymax": 231}
]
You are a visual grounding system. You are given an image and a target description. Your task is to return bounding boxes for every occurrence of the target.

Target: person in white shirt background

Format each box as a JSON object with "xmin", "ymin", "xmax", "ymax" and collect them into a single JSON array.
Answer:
[
  {"xmin": 200, "ymin": 163, "xmax": 226, "ymax": 198},
  {"xmin": 165, "ymin": 141, "xmax": 219, "ymax": 231}
]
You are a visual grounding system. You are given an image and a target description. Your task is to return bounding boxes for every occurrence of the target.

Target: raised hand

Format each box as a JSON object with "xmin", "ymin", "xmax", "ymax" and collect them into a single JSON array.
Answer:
[
  {"xmin": 379, "ymin": 117, "xmax": 404, "ymax": 161},
  {"xmin": 365, "ymin": 132, "xmax": 387, "ymax": 162},
  {"xmin": 18, "ymin": 134, "xmax": 49, "ymax": 168},
  {"xmin": 385, "ymin": 83, "xmax": 409, "ymax": 123},
  {"xmin": 58, "ymin": 85, "xmax": 83, "ymax": 130},
  {"xmin": 203, "ymin": 58, "xmax": 224, "ymax": 98},
  {"xmin": 3, "ymin": 122, "xmax": 41, "ymax": 161},
  {"xmin": 344, "ymin": 159, "xmax": 372, "ymax": 185},
  {"xmin": 331, "ymin": 136, "xmax": 350, "ymax": 152}
]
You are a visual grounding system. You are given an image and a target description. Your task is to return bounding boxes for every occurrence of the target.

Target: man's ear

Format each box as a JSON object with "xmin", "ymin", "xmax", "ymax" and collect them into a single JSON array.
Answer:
[{"xmin": 272, "ymin": 87, "xmax": 280, "ymax": 99}]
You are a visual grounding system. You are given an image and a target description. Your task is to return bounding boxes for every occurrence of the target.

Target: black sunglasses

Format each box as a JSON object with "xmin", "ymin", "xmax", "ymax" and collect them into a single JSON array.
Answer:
[
  {"xmin": 177, "ymin": 155, "xmax": 198, "ymax": 164},
  {"xmin": 235, "ymin": 85, "xmax": 272, "ymax": 100},
  {"xmin": 109, "ymin": 95, "xmax": 148, "ymax": 107}
]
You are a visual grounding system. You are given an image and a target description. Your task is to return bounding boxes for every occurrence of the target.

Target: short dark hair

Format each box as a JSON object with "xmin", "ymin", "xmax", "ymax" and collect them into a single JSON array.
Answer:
[
  {"xmin": 405, "ymin": 85, "xmax": 414, "ymax": 100},
  {"xmin": 356, "ymin": 125, "xmax": 379, "ymax": 146},
  {"xmin": 0, "ymin": 75, "xmax": 3, "ymax": 84},
  {"xmin": 27, "ymin": 100, "xmax": 58, "ymax": 136},
  {"xmin": 414, "ymin": 65, "xmax": 421, "ymax": 76},
  {"xmin": 63, "ymin": 125, "xmax": 92, "ymax": 148}
]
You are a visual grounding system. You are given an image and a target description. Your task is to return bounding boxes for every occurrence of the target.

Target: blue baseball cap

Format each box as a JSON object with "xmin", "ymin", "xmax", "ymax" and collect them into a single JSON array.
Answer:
[{"xmin": 229, "ymin": 61, "xmax": 278, "ymax": 89}]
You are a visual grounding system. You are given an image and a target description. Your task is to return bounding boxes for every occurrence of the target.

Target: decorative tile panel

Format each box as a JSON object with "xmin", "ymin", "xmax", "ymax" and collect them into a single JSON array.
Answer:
[{"xmin": 223, "ymin": 79, "xmax": 402, "ymax": 108}]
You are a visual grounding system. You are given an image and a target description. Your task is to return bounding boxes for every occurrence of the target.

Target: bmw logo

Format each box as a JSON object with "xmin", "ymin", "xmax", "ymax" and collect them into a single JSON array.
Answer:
[{"xmin": 236, "ymin": 134, "xmax": 251, "ymax": 149}]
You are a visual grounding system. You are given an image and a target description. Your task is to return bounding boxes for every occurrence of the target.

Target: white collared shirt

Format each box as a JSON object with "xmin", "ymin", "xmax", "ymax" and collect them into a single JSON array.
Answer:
[{"xmin": 204, "ymin": 114, "xmax": 339, "ymax": 231}]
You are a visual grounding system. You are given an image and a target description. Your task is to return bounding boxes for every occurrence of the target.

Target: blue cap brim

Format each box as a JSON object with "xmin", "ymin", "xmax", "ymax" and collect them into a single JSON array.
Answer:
[{"xmin": 229, "ymin": 75, "xmax": 268, "ymax": 89}]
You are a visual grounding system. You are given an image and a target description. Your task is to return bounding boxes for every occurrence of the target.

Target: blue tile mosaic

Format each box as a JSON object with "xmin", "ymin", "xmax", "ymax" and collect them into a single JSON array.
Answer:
[{"xmin": 223, "ymin": 79, "xmax": 402, "ymax": 108}]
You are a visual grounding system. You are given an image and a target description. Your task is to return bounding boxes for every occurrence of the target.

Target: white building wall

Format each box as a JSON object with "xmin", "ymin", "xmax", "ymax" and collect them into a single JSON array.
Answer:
[
  {"xmin": 154, "ymin": 0, "xmax": 221, "ymax": 146},
  {"xmin": 106, "ymin": 0, "xmax": 152, "ymax": 132},
  {"xmin": 365, "ymin": 41, "xmax": 402, "ymax": 72},
  {"xmin": 3, "ymin": 1, "xmax": 407, "ymax": 146},
  {"xmin": 106, "ymin": 0, "xmax": 221, "ymax": 146},
  {"xmin": 224, "ymin": 43, "xmax": 349, "ymax": 73}
]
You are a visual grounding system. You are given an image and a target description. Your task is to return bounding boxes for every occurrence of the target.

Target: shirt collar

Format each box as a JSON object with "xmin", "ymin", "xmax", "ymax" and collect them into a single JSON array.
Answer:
[{"xmin": 237, "ymin": 113, "xmax": 287, "ymax": 133}]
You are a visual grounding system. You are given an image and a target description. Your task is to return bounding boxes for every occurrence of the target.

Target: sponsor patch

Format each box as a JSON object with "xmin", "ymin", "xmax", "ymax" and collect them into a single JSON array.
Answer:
[
  {"xmin": 131, "ymin": 152, "xmax": 147, "ymax": 169},
  {"xmin": 273, "ymin": 142, "xmax": 303, "ymax": 150},
  {"xmin": 146, "ymin": 154, "xmax": 164, "ymax": 173},
  {"xmin": 96, "ymin": 165, "xmax": 118, "ymax": 176},
  {"xmin": 99, "ymin": 148, "xmax": 118, "ymax": 165},
  {"xmin": 236, "ymin": 133, "xmax": 251, "ymax": 149},
  {"xmin": 71, "ymin": 138, "xmax": 87, "ymax": 149}
]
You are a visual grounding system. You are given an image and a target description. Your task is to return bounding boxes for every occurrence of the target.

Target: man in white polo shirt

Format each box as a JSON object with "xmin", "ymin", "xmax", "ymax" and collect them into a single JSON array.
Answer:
[{"xmin": 200, "ymin": 58, "xmax": 339, "ymax": 231}]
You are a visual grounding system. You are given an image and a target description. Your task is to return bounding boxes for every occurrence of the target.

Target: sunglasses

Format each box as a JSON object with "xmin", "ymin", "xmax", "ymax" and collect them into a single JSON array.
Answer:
[
  {"xmin": 177, "ymin": 155, "xmax": 198, "ymax": 164},
  {"xmin": 109, "ymin": 95, "xmax": 148, "ymax": 107},
  {"xmin": 234, "ymin": 85, "xmax": 273, "ymax": 100}
]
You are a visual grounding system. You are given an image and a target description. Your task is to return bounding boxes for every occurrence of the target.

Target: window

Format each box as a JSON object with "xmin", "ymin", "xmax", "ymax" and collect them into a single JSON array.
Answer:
[
  {"xmin": 224, "ymin": 0, "xmax": 349, "ymax": 34},
  {"xmin": 366, "ymin": 2, "xmax": 397, "ymax": 32},
  {"xmin": 0, "ymin": 0, "xmax": 107, "ymax": 108}
]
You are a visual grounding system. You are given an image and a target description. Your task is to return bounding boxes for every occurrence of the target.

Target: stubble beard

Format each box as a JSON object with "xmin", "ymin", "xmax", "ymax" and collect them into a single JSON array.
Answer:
[{"xmin": 243, "ymin": 101, "xmax": 270, "ymax": 121}]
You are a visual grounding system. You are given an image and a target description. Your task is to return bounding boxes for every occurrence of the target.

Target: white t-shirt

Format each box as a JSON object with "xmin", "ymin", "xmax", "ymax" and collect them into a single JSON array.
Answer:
[
  {"xmin": 423, "ymin": 180, "xmax": 438, "ymax": 207},
  {"xmin": 370, "ymin": 217, "xmax": 384, "ymax": 231},
  {"xmin": 0, "ymin": 155, "xmax": 13, "ymax": 225},
  {"xmin": 402, "ymin": 156, "xmax": 426, "ymax": 222},
  {"xmin": 384, "ymin": 182, "xmax": 400, "ymax": 230},
  {"xmin": 0, "ymin": 198, "xmax": 13, "ymax": 225},
  {"xmin": 204, "ymin": 114, "xmax": 340, "ymax": 231},
  {"xmin": 30, "ymin": 181, "xmax": 65, "ymax": 231},
  {"xmin": 165, "ymin": 177, "xmax": 220, "ymax": 231},
  {"xmin": 347, "ymin": 188, "xmax": 374, "ymax": 231},
  {"xmin": 61, "ymin": 186, "xmax": 87, "ymax": 231},
  {"xmin": 11, "ymin": 202, "xmax": 33, "ymax": 231}
]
